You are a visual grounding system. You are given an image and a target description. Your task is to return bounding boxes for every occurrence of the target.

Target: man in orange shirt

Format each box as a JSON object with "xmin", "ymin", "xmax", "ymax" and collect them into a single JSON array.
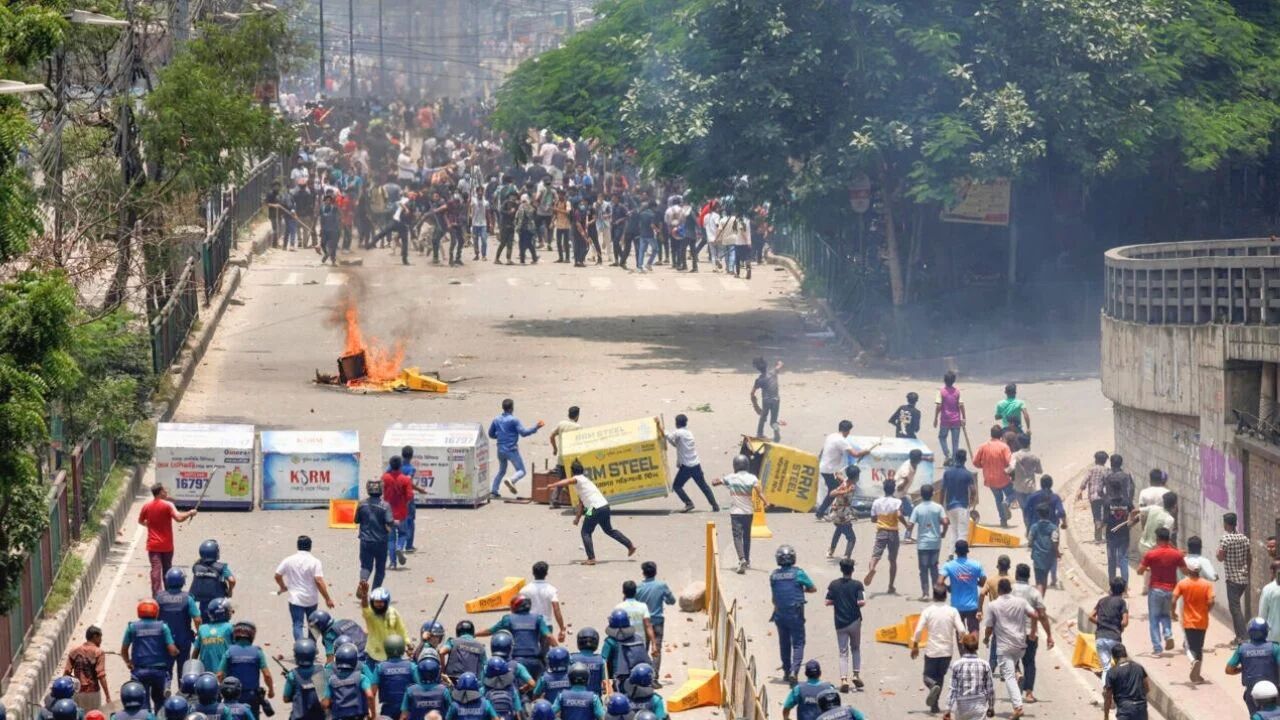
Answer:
[
  {"xmin": 1172, "ymin": 564, "xmax": 1214, "ymax": 683},
  {"xmin": 971, "ymin": 425, "xmax": 1013, "ymax": 528}
]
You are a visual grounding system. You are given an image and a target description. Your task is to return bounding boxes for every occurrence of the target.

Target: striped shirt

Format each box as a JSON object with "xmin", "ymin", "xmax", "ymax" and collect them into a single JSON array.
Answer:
[
  {"xmin": 947, "ymin": 654, "xmax": 994, "ymax": 714},
  {"xmin": 723, "ymin": 471, "xmax": 758, "ymax": 515},
  {"xmin": 1082, "ymin": 464, "xmax": 1109, "ymax": 501}
]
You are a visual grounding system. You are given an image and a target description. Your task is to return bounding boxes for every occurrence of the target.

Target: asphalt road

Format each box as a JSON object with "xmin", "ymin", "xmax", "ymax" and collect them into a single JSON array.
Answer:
[{"xmin": 69, "ymin": 240, "xmax": 1132, "ymax": 720}]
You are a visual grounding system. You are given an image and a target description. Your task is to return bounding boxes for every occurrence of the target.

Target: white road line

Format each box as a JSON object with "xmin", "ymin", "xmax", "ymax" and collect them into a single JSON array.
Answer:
[
  {"xmin": 634, "ymin": 277, "xmax": 658, "ymax": 291},
  {"xmin": 283, "ymin": 272, "xmax": 301, "ymax": 285},
  {"xmin": 324, "ymin": 273, "xmax": 348, "ymax": 286},
  {"xmin": 719, "ymin": 277, "xmax": 749, "ymax": 292},
  {"xmin": 676, "ymin": 277, "xmax": 704, "ymax": 292},
  {"xmin": 94, "ymin": 522, "xmax": 147, "ymax": 628},
  {"xmin": 588, "ymin": 276, "xmax": 613, "ymax": 290}
]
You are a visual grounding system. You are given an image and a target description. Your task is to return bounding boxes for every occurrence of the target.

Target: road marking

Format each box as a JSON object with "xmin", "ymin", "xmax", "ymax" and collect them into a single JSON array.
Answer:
[
  {"xmin": 283, "ymin": 272, "xmax": 301, "ymax": 285},
  {"xmin": 676, "ymin": 277, "xmax": 704, "ymax": 292},
  {"xmin": 324, "ymin": 273, "xmax": 348, "ymax": 286},
  {"xmin": 719, "ymin": 277, "xmax": 749, "ymax": 292},
  {"xmin": 634, "ymin": 277, "xmax": 658, "ymax": 291},
  {"xmin": 589, "ymin": 277, "xmax": 613, "ymax": 290},
  {"xmin": 94, "ymin": 521, "xmax": 147, "ymax": 628}
]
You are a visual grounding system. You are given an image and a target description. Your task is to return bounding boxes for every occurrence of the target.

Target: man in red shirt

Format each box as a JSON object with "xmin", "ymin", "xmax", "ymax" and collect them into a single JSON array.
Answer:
[
  {"xmin": 381, "ymin": 456, "xmax": 412, "ymax": 569},
  {"xmin": 1137, "ymin": 526, "xmax": 1187, "ymax": 656},
  {"xmin": 972, "ymin": 424, "xmax": 1013, "ymax": 528},
  {"xmin": 137, "ymin": 483, "xmax": 197, "ymax": 594}
]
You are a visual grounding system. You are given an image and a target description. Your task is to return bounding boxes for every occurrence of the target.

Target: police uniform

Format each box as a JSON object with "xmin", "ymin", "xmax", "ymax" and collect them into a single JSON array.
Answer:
[
  {"xmin": 402, "ymin": 682, "xmax": 451, "ymax": 720},
  {"xmin": 190, "ymin": 560, "xmax": 230, "ymax": 623},
  {"xmin": 535, "ymin": 668, "xmax": 571, "ymax": 704},
  {"xmin": 568, "ymin": 653, "xmax": 606, "ymax": 696},
  {"xmin": 815, "ymin": 708, "xmax": 865, "ymax": 720},
  {"xmin": 125, "ymin": 620, "xmax": 174, "ymax": 711},
  {"xmin": 482, "ymin": 676, "xmax": 521, "ymax": 720},
  {"xmin": 373, "ymin": 657, "xmax": 419, "ymax": 719},
  {"xmin": 769, "ymin": 566, "xmax": 813, "ymax": 679},
  {"xmin": 444, "ymin": 636, "xmax": 487, "ymax": 683},
  {"xmin": 783, "ymin": 680, "xmax": 834, "ymax": 720},
  {"xmin": 284, "ymin": 665, "xmax": 325, "ymax": 720},
  {"xmin": 602, "ymin": 631, "xmax": 648, "ymax": 686},
  {"xmin": 221, "ymin": 643, "xmax": 266, "ymax": 715},
  {"xmin": 1233, "ymin": 640, "xmax": 1280, "ymax": 714},
  {"xmin": 445, "ymin": 695, "xmax": 497, "ymax": 720},
  {"xmin": 553, "ymin": 687, "xmax": 604, "ymax": 720},
  {"xmin": 326, "ymin": 669, "xmax": 370, "ymax": 720},
  {"xmin": 155, "ymin": 589, "xmax": 199, "ymax": 686},
  {"xmin": 507, "ymin": 612, "xmax": 549, "ymax": 680}
]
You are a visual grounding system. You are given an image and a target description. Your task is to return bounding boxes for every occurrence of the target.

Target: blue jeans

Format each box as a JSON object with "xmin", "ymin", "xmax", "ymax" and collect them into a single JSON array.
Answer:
[
  {"xmin": 491, "ymin": 449, "xmax": 526, "ymax": 494},
  {"xmin": 917, "ymin": 548, "xmax": 940, "ymax": 596},
  {"xmin": 1095, "ymin": 637, "xmax": 1119, "ymax": 687},
  {"xmin": 285, "ymin": 217, "xmax": 298, "ymax": 247},
  {"xmin": 899, "ymin": 496, "xmax": 914, "ymax": 538},
  {"xmin": 1106, "ymin": 536, "xmax": 1130, "ymax": 584},
  {"xmin": 359, "ymin": 540, "xmax": 387, "ymax": 588},
  {"xmin": 404, "ymin": 502, "xmax": 417, "ymax": 549},
  {"xmin": 473, "ymin": 225, "xmax": 488, "ymax": 258},
  {"xmin": 387, "ymin": 521, "xmax": 405, "ymax": 567},
  {"xmin": 1147, "ymin": 588, "xmax": 1173, "ymax": 653},
  {"xmin": 289, "ymin": 602, "xmax": 317, "ymax": 642},
  {"xmin": 772, "ymin": 607, "xmax": 806, "ymax": 678},
  {"xmin": 990, "ymin": 486, "xmax": 1015, "ymax": 525},
  {"xmin": 637, "ymin": 237, "xmax": 654, "ymax": 269},
  {"xmin": 938, "ymin": 426, "xmax": 961, "ymax": 460}
]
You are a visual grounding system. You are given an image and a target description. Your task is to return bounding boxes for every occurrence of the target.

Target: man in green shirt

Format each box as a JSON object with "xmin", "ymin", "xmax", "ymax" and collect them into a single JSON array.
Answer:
[{"xmin": 994, "ymin": 383, "xmax": 1030, "ymax": 433}]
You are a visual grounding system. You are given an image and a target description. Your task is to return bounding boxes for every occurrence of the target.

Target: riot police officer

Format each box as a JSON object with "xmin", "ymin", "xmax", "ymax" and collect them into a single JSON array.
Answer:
[
  {"xmin": 51, "ymin": 699, "xmax": 81, "ymax": 720},
  {"xmin": 619, "ymin": 664, "xmax": 665, "ymax": 720},
  {"xmin": 402, "ymin": 657, "xmax": 451, "ymax": 720},
  {"xmin": 601, "ymin": 611, "xmax": 649, "ymax": 689},
  {"xmin": 1229, "ymin": 618, "xmax": 1280, "ymax": 715},
  {"xmin": 569, "ymin": 629, "xmax": 606, "ymax": 696},
  {"xmin": 113, "ymin": 683, "xmax": 153, "ymax": 720},
  {"xmin": 191, "ymin": 674, "xmax": 224, "ymax": 718},
  {"xmin": 219, "ymin": 621, "xmax": 274, "ymax": 718},
  {"xmin": 191, "ymin": 540, "xmax": 235, "ymax": 623},
  {"xmin": 220, "ymin": 678, "xmax": 254, "ymax": 720},
  {"xmin": 373, "ymin": 635, "xmax": 418, "ymax": 720},
  {"xmin": 442, "ymin": 621, "xmax": 489, "ymax": 684},
  {"xmin": 162, "ymin": 696, "xmax": 190, "ymax": 720},
  {"xmin": 782, "ymin": 661, "xmax": 834, "ymax": 720},
  {"xmin": 480, "ymin": 594, "xmax": 556, "ymax": 681},
  {"xmin": 122, "ymin": 600, "xmax": 179, "ymax": 712},
  {"xmin": 482, "ymin": 658, "xmax": 522, "ymax": 720},
  {"xmin": 813, "ymin": 689, "xmax": 865, "ymax": 720},
  {"xmin": 552, "ymin": 664, "xmax": 605, "ymax": 720},
  {"xmin": 282, "ymin": 639, "xmax": 325, "ymax": 720},
  {"xmin": 445, "ymin": 672, "xmax": 498, "ymax": 720},
  {"xmin": 769, "ymin": 545, "xmax": 815, "ymax": 685},
  {"xmin": 534, "ymin": 647, "xmax": 572, "ymax": 703},
  {"xmin": 308, "ymin": 610, "xmax": 369, "ymax": 664},
  {"xmin": 323, "ymin": 644, "xmax": 374, "ymax": 720},
  {"xmin": 156, "ymin": 568, "xmax": 201, "ymax": 688}
]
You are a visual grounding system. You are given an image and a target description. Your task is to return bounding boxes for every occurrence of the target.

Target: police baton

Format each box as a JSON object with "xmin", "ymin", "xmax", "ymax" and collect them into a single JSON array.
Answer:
[
  {"xmin": 414, "ymin": 593, "xmax": 449, "ymax": 661},
  {"xmin": 271, "ymin": 654, "xmax": 295, "ymax": 675}
]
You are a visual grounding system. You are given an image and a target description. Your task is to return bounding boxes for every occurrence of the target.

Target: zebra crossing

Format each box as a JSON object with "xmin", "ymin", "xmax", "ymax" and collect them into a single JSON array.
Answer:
[{"xmin": 265, "ymin": 268, "xmax": 756, "ymax": 293}]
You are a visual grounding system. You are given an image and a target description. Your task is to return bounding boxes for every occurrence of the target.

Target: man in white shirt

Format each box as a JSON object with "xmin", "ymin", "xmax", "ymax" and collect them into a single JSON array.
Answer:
[
  {"xmin": 524, "ymin": 561, "xmax": 567, "ymax": 643},
  {"xmin": 912, "ymin": 584, "xmax": 968, "ymax": 713},
  {"xmin": 397, "ymin": 149, "xmax": 416, "ymax": 183},
  {"xmin": 713, "ymin": 455, "xmax": 761, "ymax": 574},
  {"xmin": 274, "ymin": 535, "xmax": 335, "ymax": 641},
  {"xmin": 704, "ymin": 206, "xmax": 723, "ymax": 268},
  {"xmin": 546, "ymin": 460, "xmax": 636, "ymax": 566},
  {"xmin": 666, "ymin": 414, "xmax": 719, "ymax": 513},
  {"xmin": 816, "ymin": 420, "xmax": 871, "ymax": 519},
  {"xmin": 615, "ymin": 581, "xmax": 657, "ymax": 650}
]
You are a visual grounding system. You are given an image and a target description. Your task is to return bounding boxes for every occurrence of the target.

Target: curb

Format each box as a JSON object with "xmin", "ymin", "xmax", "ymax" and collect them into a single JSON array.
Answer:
[
  {"xmin": 0, "ymin": 220, "xmax": 270, "ymax": 720},
  {"xmin": 765, "ymin": 253, "xmax": 864, "ymax": 355},
  {"xmin": 1061, "ymin": 470, "xmax": 1191, "ymax": 720}
]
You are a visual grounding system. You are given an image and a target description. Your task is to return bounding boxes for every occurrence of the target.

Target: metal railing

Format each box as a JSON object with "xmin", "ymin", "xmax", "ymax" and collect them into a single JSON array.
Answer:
[
  {"xmin": 1105, "ymin": 237, "xmax": 1280, "ymax": 325},
  {"xmin": 704, "ymin": 522, "xmax": 770, "ymax": 720},
  {"xmin": 200, "ymin": 154, "xmax": 281, "ymax": 303},
  {"xmin": 150, "ymin": 258, "xmax": 199, "ymax": 373}
]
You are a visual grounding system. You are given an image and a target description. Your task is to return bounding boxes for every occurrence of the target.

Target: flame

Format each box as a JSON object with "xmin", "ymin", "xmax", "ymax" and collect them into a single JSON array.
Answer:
[{"xmin": 340, "ymin": 299, "xmax": 404, "ymax": 384}]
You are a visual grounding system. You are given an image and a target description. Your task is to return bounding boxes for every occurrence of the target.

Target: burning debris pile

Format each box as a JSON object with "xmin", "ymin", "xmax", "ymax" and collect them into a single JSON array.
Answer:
[{"xmin": 315, "ymin": 281, "xmax": 448, "ymax": 394}]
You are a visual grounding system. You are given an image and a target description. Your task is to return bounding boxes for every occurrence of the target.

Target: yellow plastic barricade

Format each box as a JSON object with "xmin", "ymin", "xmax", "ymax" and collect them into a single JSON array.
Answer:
[
  {"xmin": 667, "ymin": 669, "xmax": 722, "ymax": 712},
  {"xmin": 464, "ymin": 577, "xmax": 527, "ymax": 613},
  {"xmin": 1073, "ymin": 632, "xmax": 1102, "ymax": 672},
  {"xmin": 968, "ymin": 522, "xmax": 1023, "ymax": 548}
]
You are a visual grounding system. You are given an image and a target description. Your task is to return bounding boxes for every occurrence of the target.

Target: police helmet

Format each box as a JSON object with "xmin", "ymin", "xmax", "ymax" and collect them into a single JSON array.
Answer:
[
  {"xmin": 163, "ymin": 695, "xmax": 191, "ymax": 720},
  {"xmin": 608, "ymin": 609, "xmax": 631, "ymax": 630},
  {"xmin": 422, "ymin": 621, "xmax": 445, "ymax": 638},
  {"xmin": 384, "ymin": 634, "xmax": 406, "ymax": 659},
  {"xmin": 628, "ymin": 663, "xmax": 654, "ymax": 688},
  {"xmin": 530, "ymin": 700, "xmax": 555, "ymax": 720},
  {"xmin": 456, "ymin": 620, "xmax": 476, "ymax": 637},
  {"xmin": 194, "ymin": 673, "xmax": 221, "ymax": 703},
  {"xmin": 307, "ymin": 610, "xmax": 333, "ymax": 633},
  {"xmin": 606, "ymin": 694, "xmax": 631, "ymax": 718},
  {"xmin": 417, "ymin": 657, "xmax": 441, "ymax": 684},
  {"xmin": 181, "ymin": 660, "xmax": 206, "ymax": 678},
  {"xmin": 732, "ymin": 454, "xmax": 750, "ymax": 473},
  {"xmin": 50, "ymin": 700, "xmax": 79, "ymax": 720},
  {"xmin": 817, "ymin": 689, "xmax": 841, "ymax": 712},
  {"xmin": 452, "ymin": 672, "xmax": 482, "ymax": 703},
  {"xmin": 187, "ymin": 715, "xmax": 207, "ymax": 720},
  {"xmin": 232, "ymin": 620, "xmax": 257, "ymax": 642},
  {"xmin": 485, "ymin": 657, "xmax": 510, "ymax": 679},
  {"xmin": 137, "ymin": 599, "xmax": 160, "ymax": 619},
  {"xmin": 121, "ymin": 682, "xmax": 148, "ymax": 710},
  {"xmin": 207, "ymin": 598, "xmax": 231, "ymax": 623},
  {"xmin": 334, "ymin": 643, "xmax": 360, "ymax": 671},
  {"xmin": 510, "ymin": 594, "xmax": 532, "ymax": 614},
  {"xmin": 50, "ymin": 676, "xmax": 77, "ymax": 700},
  {"xmin": 576, "ymin": 627, "xmax": 600, "ymax": 652},
  {"xmin": 164, "ymin": 568, "xmax": 187, "ymax": 591},
  {"xmin": 293, "ymin": 638, "xmax": 318, "ymax": 667},
  {"xmin": 775, "ymin": 545, "xmax": 796, "ymax": 567},
  {"xmin": 546, "ymin": 647, "xmax": 571, "ymax": 673},
  {"xmin": 180, "ymin": 672, "xmax": 201, "ymax": 697},
  {"xmin": 1249, "ymin": 617, "xmax": 1270, "ymax": 642},
  {"xmin": 1255, "ymin": 680, "xmax": 1279, "ymax": 702},
  {"xmin": 220, "ymin": 676, "xmax": 242, "ymax": 701},
  {"xmin": 568, "ymin": 662, "xmax": 591, "ymax": 686},
  {"xmin": 335, "ymin": 634, "xmax": 354, "ymax": 648},
  {"xmin": 366, "ymin": 479, "xmax": 383, "ymax": 496},
  {"xmin": 490, "ymin": 631, "xmax": 513, "ymax": 658},
  {"xmin": 803, "ymin": 659, "xmax": 821, "ymax": 679},
  {"xmin": 369, "ymin": 587, "xmax": 391, "ymax": 613},
  {"xmin": 634, "ymin": 713, "xmax": 658, "ymax": 720},
  {"xmin": 198, "ymin": 540, "xmax": 220, "ymax": 562}
]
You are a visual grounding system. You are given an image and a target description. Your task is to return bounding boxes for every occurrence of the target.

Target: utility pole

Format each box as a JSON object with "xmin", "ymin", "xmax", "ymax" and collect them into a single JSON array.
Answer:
[
  {"xmin": 318, "ymin": 0, "xmax": 326, "ymax": 94},
  {"xmin": 348, "ymin": 0, "xmax": 355, "ymax": 98},
  {"xmin": 377, "ymin": 0, "xmax": 386, "ymax": 97},
  {"xmin": 52, "ymin": 48, "xmax": 66, "ymax": 266}
]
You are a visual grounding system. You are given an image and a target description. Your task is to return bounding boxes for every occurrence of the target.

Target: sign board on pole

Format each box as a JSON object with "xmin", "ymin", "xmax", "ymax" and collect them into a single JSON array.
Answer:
[
  {"xmin": 844, "ymin": 436, "xmax": 935, "ymax": 513},
  {"xmin": 381, "ymin": 423, "xmax": 490, "ymax": 508},
  {"xmin": 940, "ymin": 178, "xmax": 1011, "ymax": 225},
  {"xmin": 740, "ymin": 437, "xmax": 820, "ymax": 512},
  {"xmin": 261, "ymin": 430, "xmax": 360, "ymax": 509},
  {"xmin": 559, "ymin": 417, "xmax": 669, "ymax": 506},
  {"xmin": 155, "ymin": 423, "xmax": 255, "ymax": 510},
  {"xmin": 848, "ymin": 173, "xmax": 872, "ymax": 214}
]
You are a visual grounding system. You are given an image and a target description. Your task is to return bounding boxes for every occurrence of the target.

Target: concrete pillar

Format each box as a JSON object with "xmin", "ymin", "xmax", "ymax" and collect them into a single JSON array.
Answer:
[{"xmin": 1263, "ymin": 362, "xmax": 1277, "ymax": 419}]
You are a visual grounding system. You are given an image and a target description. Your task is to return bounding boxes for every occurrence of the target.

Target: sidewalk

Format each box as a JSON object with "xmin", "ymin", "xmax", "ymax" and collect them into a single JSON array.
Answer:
[{"xmin": 1061, "ymin": 471, "xmax": 1250, "ymax": 720}]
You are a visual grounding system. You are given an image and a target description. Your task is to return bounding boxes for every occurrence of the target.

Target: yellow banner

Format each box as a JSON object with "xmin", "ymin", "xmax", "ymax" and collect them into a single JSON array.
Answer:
[
  {"xmin": 560, "ymin": 417, "xmax": 669, "ymax": 506},
  {"xmin": 757, "ymin": 441, "xmax": 820, "ymax": 512}
]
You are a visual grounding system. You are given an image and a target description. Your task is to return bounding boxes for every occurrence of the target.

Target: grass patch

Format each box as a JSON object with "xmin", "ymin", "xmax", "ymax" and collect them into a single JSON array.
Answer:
[
  {"xmin": 85, "ymin": 464, "xmax": 132, "ymax": 536},
  {"xmin": 43, "ymin": 554, "xmax": 86, "ymax": 617}
]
